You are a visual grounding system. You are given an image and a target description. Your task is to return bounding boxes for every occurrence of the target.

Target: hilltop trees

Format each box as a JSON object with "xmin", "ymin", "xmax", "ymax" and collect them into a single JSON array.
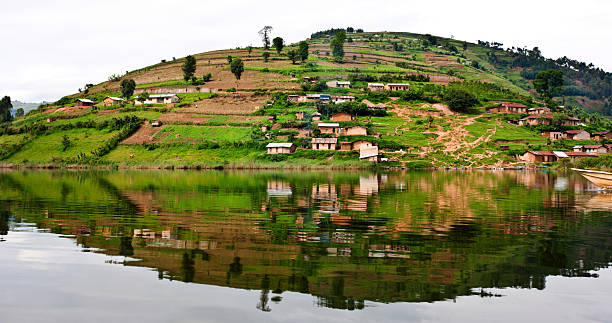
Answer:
[
  {"xmin": 182, "ymin": 55, "xmax": 197, "ymax": 81},
  {"xmin": 0, "ymin": 96, "xmax": 13, "ymax": 123},
  {"xmin": 298, "ymin": 41, "xmax": 309, "ymax": 62},
  {"xmin": 230, "ymin": 59, "xmax": 244, "ymax": 80},
  {"xmin": 120, "ymin": 79, "xmax": 136, "ymax": 100},
  {"xmin": 272, "ymin": 37, "xmax": 284, "ymax": 54},
  {"xmin": 534, "ymin": 70, "xmax": 564, "ymax": 107},
  {"xmin": 259, "ymin": 26, "xmax": 273, "ymax": 49},
  {"xmin": 330, "ymin": 31, "xmax": 346, "ymax": 62}
]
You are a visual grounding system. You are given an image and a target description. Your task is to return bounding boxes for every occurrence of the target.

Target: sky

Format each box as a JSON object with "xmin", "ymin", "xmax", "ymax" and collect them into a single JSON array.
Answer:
[{"xmin": 2, "ymin": 0, "xmax": 611, "ymax": 103}]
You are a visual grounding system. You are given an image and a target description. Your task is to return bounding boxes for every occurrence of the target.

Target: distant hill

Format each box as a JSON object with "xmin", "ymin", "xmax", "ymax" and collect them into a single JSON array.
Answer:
[{"xmin": 11, "ymin": 100, "xmax": 43, "ymax": 115}]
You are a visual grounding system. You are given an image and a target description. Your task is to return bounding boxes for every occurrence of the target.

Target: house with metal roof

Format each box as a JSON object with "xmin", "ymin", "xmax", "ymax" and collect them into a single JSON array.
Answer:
[
  {"xmin": 318, "ymin": 123, "xmax": 341, "ymax": 135},
  {"xmin": 266, "ymin": 143, "xmax": 296, "ymax": 154},
  {"xmin": 311, "ymin": 138, "xmax": 338, "ymax": 150},
  {"xmin": 103, "ymin": 96, "xmax": 125, "ymax": 107},
  {"xmin": 135, "ymin": 94, "xmax": 180, "ymax": 105},
  {"xmin": 75, "ymin": 99, "xmax": 94, "ymax": 107}
]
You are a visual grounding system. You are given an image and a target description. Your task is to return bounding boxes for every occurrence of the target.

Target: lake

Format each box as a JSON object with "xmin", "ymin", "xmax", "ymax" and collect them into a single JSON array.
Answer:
[{"xmin": 1, "ymin": 170, "xmax": 611, "ymax": 322}]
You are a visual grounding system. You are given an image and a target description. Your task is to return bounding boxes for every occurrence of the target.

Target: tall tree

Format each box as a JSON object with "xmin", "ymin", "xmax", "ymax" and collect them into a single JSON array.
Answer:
[
  {"xmin": 298, "ymin": 41, "xmax": 309, "ymax": 62},
  {"xmin": 120, "ymin": 79, "xmax": 136, "ymax": 100},
  {"xmin": 15, "ymin": 108, "xmax": 24, "ymax": 117},
  {"xmin": 534, "ymin": 70, "xmax": 564, "ymax": 107},
  {"xmin": 247, "ymin": 46, "xmax": 253, "ymax": 55},
  {"xmin": 272, "ymin": 37, "xmax": 284, "ymax": 54},
  {"xmin": 258, "ymin": 26, "xmax": 273, "ymax": 50},
  {"xmin": 0, "ymin": 96, "xmax": 13, "ymax": 123},
  {"xmin": 287, "ymin": 50, "xmax": 298, "ymax": 64},
  {"xmin": 263, "ymin": 52, "xmax": 270, "ymax": 62},
  {"xmin": 330, "ymin": 31, "xmax": 346, "ymax": 62},
  {"xmin": 182, "ymin": 55, "xmax": 197, "ymax": 81},
  {"xmin": 230, "ymin": 59, "xmax": 244, "ymax": 80}
]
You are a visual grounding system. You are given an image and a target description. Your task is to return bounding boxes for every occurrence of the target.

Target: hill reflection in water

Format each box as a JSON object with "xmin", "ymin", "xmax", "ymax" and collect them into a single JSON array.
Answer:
[{"xmin": 1, "ymin": 170, "xmax": 611, "ymax": 311}]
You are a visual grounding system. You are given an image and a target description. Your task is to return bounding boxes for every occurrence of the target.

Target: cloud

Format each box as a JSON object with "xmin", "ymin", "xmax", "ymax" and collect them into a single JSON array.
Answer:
[{"xmin": 1, "ymin": 0, "xmax": 611, "ymax": 102}]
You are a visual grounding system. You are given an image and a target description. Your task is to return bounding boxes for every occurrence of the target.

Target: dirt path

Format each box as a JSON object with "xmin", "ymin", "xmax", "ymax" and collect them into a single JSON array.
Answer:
[{"xmin": 122, "ymin": 123, "xmax": 163, "ymax": 144}]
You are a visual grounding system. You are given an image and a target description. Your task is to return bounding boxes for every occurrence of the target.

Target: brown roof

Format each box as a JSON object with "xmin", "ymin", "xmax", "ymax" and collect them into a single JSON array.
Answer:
[
  {"xmin": 583, "ymin": 145, "xmax": 603, "ymax": 149},
  {"xmin": 525, "ymin": 113, "xmax": 553, "ymax": 119},
  {"xmin": 528, "ymin": 151, "xmax": 555, "ymax": 156},
  {"xmin": 565, "ymin": 152, "xmax": 597, "ymax": 157},
  {"xmin": 567, "ymin": 117, "xmax": 580, "ymax": 121},
  {"xmin": 503, "ymin": 104, "xmax": 528, "ymax": 108},
  {"xmin": 593, "ymin": 131, "xmax": 610, "ymax": 135},
  {"xmin": 565, "ymin": 130, "xmax": 587, "ymax": 134}
]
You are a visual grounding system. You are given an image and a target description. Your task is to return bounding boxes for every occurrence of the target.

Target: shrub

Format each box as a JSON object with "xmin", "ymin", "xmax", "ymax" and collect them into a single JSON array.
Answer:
[{"xmin": 443, "ymin": 88, "xmax": 478, "ymax": 112}]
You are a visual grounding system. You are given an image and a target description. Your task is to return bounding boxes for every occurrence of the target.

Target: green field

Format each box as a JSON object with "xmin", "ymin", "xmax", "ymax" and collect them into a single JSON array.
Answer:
[{"xmin": 155, "ymin": 125, "xmax": 252, "ymax": 143}]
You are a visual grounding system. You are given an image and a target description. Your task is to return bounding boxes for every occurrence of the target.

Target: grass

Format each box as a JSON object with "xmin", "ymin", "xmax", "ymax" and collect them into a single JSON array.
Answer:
[
  {"xmin": 6, "ymin": 128, "xmax": 119, "ymax": 163},
  {"xmin": 155, "ymin": 125, "xmax": 252, "ymax": 143},
  {"xmin": 0, "ymin": 134, "xmax": 28, "ymax": 146}
]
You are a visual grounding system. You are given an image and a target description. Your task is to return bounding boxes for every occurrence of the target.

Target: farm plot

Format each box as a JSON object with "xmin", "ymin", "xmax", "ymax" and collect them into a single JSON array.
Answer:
[
  {"xmin": 180, "ymin": 94, "xmax": 269, "ymax": 115},
  {"xmin": 154, "ymin": 125, "xmax": 252, "ymax": 143}
]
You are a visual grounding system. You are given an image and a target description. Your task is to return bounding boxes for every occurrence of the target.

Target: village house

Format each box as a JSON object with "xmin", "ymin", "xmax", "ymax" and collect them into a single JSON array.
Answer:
[
  {"xmin": 576, "ymin": 145, "xmax": 609, "ymax": 155},
  {"xmin": 295, "ymin": 112, "xmax": 304, "ymax": 120},
  {"xmin": 486, "ymin": 103, "xmax": 529, "ymax": 114},
  {"xmin": 528, "ymin": 107, "xmax": 551, "ymax": 115},
  {"xmin": 522, "ymin": 151, "xmax": 557, "ymax": 163},
  {"xmin": 330, "ymin": 112, "xmax": 353, "ymax": 122},
  {"xmin": 75, "ymin": 99, "xmax": 94, "ymax": 107},
  {"xmin": 593, "ymin": 131, "xmax": 612, "ymax": 141},
  {"xmin": 363, "ymin": 99, "xmax": 386, "ymax": 109},
  {"xmin": 385, "ymin": 83, "xmax": 410, "ymax": 91},
  {"xmin": 266, "ymin": 143, "xmax": 296, "ymax": 154},
  {"xmin": 326, "ymin": 80, "xmax": 351, "ymax": 88},
  {"xmin": 317, "ymin": 123, "xmax": 341, "ymax": 135},
  {"xmin": 359, "ymin": 146, "xmax": 381, "ymax": 163},
  {"xmin": 367, "ymin": 83, "xmax": 385, "ymax": 92},
  {"xmin": 288, "ymin": 95, "xmax": 300, "ymax": 103},
  {"xmin": 557, "ymin": 151, "xmax": 598, "ymax": 161},
  {"xmin": 541, "ymin": 131, "xmax": 563, "ymax": 140},
  {"xmin": 564, "ymin": 130, "xmax": 590, "ymax": 140},
  {"xmin": 520, "ymin": 114, "xmax": 553, "ymax": 126},
  {"xmin": 564, "ymin": 117, "xmax": 581, "ymax": 126},
  {"xmin": 331, "ymin": 95, "xmax": 356, "ymax": 103},
  {"xmin": 343, "ymin": 125, "xmax": 368, "ymax": 136},
  {"xmin": 341, "ymin": 140, "xmax": 374, "ymax": 151},
  {"xmin": 103, "ymin": 96, "xmax": 125, "ymax": 107},
  {"xmin": 312, "ymin": 112, "xmax": 322, "ymax": 121},
  {"xmin": 151, "ymin": 120, "xmax": 162, "ymax": 127},
  {"xmin": 135, "ymin": 94, "xmax": 180, "ymax": 105},
  {"xmin": 311, "ymin": 138, "xmax": 338, "ymax": 150}
]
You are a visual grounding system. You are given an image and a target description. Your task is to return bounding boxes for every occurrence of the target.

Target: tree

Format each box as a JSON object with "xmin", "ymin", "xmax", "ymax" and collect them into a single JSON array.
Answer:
[
  {"xmin": 15, "ymin": 108, "xmax": 24, "ymax": 117},
  {"xmin": 462, "ymin": 41, "xmax": 468, "ymax": 51},
  {"xmin": 202, "ymin": 73, "xmax": 212, "ymax": 82},
  {"xmin": 230, "ymin": 59, "xmax": 244, "ymax": 80},
  {"xmin": 258, "ymin": 26, "xmax": 273, "ymax": 49},
  {"xmin": 247, "ymin": 46, "xmax": 253, "ymax": 54},
  {"xmin": 139, "ymin": 91, "xmax": 150, "ymax": 102},
  {"xmin": 227, "ymin": 55, "xmax": 233, "ymax": 64},
  {"xmin": 120, "ymin": 79, "xmax": 136, "ymax": 100},
  {"xmin": 534, "ymin": 70, "xmax": 564, "ymax": 106},
  {"xmin": 61, "ymin": 135, "xmax": 71, "ymax": 151},
  {"xmin": 0, "ymin": 96, "xmax": 12, "ymax": 123},
  {"xmin": 356, "ymin": 28, "xmax": 364, "ymax": 33},
  {"xmin": 347, "ymin": 27, "xmax": 354, "ymax": 33},
  {"xmin": 287, "ymin": 50, "xmax": 298, "ymax": 64},
  {"xmin": 298, "ymin": 41, "xmax": 309, "ymax": 62},
  {"xmin": 263, "ymin": 52, "xmax": 270, "ymax": 62},
  {"xmin": 272, "ymin": 37, "xmax": 284, "ymax": 54},
  {"xmin": 443, "ymin": 88, "xmax": 478, "ymax": 112},
  {"xmin": 182, "ymin": 55, "xmax": 197, "ymax": 81},
  {"xmin": 330, "ymin": 31, "xmax": 346, "ymax": 62}
]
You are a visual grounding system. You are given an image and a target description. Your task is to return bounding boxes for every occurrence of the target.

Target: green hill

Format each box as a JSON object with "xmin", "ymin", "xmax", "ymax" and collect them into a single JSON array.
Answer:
[{"xmin": 1, "ymin": 29, "xmax": 611, "ymax": 169}]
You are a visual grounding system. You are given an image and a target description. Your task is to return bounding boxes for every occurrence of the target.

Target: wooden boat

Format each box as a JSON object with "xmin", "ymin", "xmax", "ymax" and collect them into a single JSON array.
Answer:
[{"xmin": 572, "ymin": 168, "xmax": 612, "ymax": 188}]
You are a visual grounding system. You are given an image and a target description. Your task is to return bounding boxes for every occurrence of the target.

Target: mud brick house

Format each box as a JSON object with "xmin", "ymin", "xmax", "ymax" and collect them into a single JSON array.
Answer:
[
  {"xmin": 266, "ymin": 143, "xmax": 296, "ymax": 154},
  {"xmin": 311, "ymin": 138, "xmax": 338, "ymax": 150}
]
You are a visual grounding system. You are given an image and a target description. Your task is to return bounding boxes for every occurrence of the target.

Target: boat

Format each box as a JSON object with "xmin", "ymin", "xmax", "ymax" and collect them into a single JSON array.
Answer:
[{"xmin": 572, "ymin": 168, "xmax": 612, "ymax": 188}]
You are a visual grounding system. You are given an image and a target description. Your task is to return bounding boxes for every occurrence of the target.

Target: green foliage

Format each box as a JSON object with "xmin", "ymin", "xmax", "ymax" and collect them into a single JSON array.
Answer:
[
  {"xmin": 330, "ymin": 31, "xmax": 346, "ymax": 62},
  {"xmin": 61, "ymin": 135, "xmax": 71, "ymax": 151},
  {"xmin": 182, "ymin": 55, "xmax": 197, "ymax": 81},
  {"xmin": 0, "ymin": 96, "xmax": 13, "ymax": 123},
  {"xmin": 120, "ymin": 79, "xmax": 136, "ymax": 99},
  {"xmin": 272, "ymin": 37, "xmax": 284, "ymax": 54},
  {"xmin": 286, "ymin": 50, "xmax": 298, "ymax": 64},
  {"xmin": 298, "ymin": 41, "xmax": 309, "ymax": 62},
  {"xmin": 15, "ymin": 108, "xmax": 24, "ymax": 117},
  {"xmin": 263, "ymin": 52, "xmax": 270, "ymax": 62},
  {"xmin": 534, "ymin": 69, "xmax": 564, "ymax": 104},
  {"xmin": 230, "ymin": 59, "xmax": 245, "ymax": 80},
  {"xmin": 227, "ymin": 55, "xmax": 233, "ymax": 64},
  {"xmin": 443, "ymin": 88, "xmax": 478, "ymax": 112}
]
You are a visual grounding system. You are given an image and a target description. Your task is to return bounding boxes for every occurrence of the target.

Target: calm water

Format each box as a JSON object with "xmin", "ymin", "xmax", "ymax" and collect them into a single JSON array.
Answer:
[{"xmin": 1, "ymin": 170, "xmax": 612, "ymax": 322}]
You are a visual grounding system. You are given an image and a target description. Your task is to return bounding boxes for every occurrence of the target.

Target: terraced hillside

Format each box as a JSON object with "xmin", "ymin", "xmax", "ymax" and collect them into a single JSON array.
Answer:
[{"xmin": 1, "ymin": 30, "xmax": 610, "ymax": 169}]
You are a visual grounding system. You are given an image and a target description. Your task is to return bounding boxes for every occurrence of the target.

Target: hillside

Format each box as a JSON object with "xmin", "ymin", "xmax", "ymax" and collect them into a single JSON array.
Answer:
[{"xmin": 1, "ymin": 29, "xmax": 611, "ymax": 169}]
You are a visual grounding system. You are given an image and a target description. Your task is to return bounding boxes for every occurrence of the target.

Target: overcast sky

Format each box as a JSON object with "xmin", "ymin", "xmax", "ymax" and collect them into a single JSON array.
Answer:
[{"xmin": 2, "ymin": 0, "xmax": 611, "ymax": 102}]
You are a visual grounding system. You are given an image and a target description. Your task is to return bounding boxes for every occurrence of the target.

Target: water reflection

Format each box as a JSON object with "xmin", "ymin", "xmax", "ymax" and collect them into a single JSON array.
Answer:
[{"xmin": 0, "ymin": 170, "xmax": 611, "ymax": 311}]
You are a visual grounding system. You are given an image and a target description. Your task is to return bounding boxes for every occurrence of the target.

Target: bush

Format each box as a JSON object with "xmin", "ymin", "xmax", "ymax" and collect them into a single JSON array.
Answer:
[{"xmin": 443, "ymin": 88, "xmax": 478, "ymax": 112}]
